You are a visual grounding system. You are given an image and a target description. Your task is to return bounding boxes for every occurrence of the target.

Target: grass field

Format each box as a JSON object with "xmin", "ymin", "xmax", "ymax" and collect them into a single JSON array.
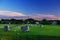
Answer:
[{"xmin": 0, "ymin": 24, "xmax": 60, "ymax": 40}]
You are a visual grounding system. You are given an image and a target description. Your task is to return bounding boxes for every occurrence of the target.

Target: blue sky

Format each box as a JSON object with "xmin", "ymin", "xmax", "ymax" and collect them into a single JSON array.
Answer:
[{"xmin": 0, "ymin": 0, "xmax": 60, "ymax": 16}]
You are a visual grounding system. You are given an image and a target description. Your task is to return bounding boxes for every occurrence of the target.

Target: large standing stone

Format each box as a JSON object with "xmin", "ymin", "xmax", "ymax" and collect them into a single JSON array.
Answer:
[
  {"xmin": 21, "ymin": 26, "xmax": 30, "ymax": 32},
  {"xmin": 4, "ymin": 25, "xmax": 10, "ymax": 32}
]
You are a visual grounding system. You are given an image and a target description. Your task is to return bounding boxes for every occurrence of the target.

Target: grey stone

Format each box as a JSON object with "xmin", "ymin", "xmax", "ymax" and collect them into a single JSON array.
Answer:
[
  {"xmin": 21, "ymin": 26, "xmax": 30, "ymax": 32},
  {"xmin": 40, "ymin": 24, "xmax": 43, "ymax": 28},
  {"xmin": 4, "ymin": 25, "xmax": 10, "ymax": 32}
]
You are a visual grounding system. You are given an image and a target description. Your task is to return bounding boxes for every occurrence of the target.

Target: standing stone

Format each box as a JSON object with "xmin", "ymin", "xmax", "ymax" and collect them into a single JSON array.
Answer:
[
  {"xmin": 27, "ymin": 22, "xmax": 31, "ymax": 27},
  {"xmin": 4, "ymin": 25, "xmax": 10, "ymax": 32},
  {"xmin": 9, "ymin": 22, "xmax": 11, "ymax": 24},
  {"xmin": 52, "ymin": 21, "xmax": 57, "ymax": 25},
  {"xmin": 40, "ymin": 24, "xmax": 43, "ymax": 28},
  {"xmin": 26, "ymin": 26, "xmax": 30, "ymax": 32},
  {"xmin": 27, "ymin": 22, "xmax": 30, "ymax": 24},
  {"xmin": 26, "ymin": 21, "xmax": 31, "ymax": 27},
  {"xmin": 34, "ymin": 22, "xmax": 39, "ymax": 27},
  {"xmin": 21, "ymin": 26, "xmax": 30, "ymax": 32},
  {"xmin": 36, "ymin": 22, "xmax": 39, "ymax": 24},
  {"xmin": 34, "ymin": 24, "xmax": 37, "ymax": 27},
  {"xmin": 21, "ymin": 26, "xmax": 26, "ymax": 32},
  {"xmin": 29, "ymin": 23, "xmax": 32, "ymax": 26}
]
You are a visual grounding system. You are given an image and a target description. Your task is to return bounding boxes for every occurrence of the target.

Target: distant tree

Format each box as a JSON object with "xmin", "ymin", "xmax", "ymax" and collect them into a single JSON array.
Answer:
[
  {"xmin": 16, "ymin": 20, "xmax": 23, "ymax": 24},
  {"xmin": 10, "ymin": 19, "xmax": 16, "ymax": 21},
  {"xmin": 25, "ymin": 18, "xmax": 35, "ymax": 24},
  {"xmin": 41, "ymin": 19, "xmax": 47, "ymax": 24},
  {"xmin": 42, "ymin": 18, "xmax": 47, "ymax": 21},
  {"xmin": 55, "ymin": 20, "xmax": 60, "ymax": 25},
  {"xmin": 1, "ymin": 19, "xmax": 4, "ymax": 21}
]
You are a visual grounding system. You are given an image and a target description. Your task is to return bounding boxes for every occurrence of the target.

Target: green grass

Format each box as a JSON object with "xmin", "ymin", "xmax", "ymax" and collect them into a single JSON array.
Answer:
[{"xmin": 0, "ymin": 24, "xmax": 60, "ymax": 40}]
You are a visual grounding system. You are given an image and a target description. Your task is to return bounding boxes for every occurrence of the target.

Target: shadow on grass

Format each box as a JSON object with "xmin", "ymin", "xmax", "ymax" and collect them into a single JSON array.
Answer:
[
  {"xmin": 0, "ymin": 35, "xmax": 59, "ymax": 40},
  {"xmin": 0, "ymin": 31, "xmax": 60, "ymax": 40},
  {"xmin": 14, "ymin": 35, "xmax": 60, "ymax": 40}
]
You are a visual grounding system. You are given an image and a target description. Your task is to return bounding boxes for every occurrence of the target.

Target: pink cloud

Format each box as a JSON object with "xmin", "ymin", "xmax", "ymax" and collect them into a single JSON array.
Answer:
[
  {"xmin": 0, "ymin": 11, "xmax": 26, "ymax": 16},
  {"xmin": 0, "ymin": 11, "xmax": 60, "ymax": 20},
  {"xmin": 29, "ymin": 14, "xmax": 60, "ymax": 20}
]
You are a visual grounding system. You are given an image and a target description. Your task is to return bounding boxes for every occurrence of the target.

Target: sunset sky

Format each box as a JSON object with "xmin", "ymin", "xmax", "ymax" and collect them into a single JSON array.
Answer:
[{"xmin": 0, "ymin": 0, "xmax": 60, "ymax": 20}]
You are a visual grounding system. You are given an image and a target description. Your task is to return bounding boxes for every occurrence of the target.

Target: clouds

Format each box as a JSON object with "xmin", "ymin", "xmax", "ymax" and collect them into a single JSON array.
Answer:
[
  {"xmin": 0, "ymin": 11, "xmax": 26, "ymax": 16},
  {"xmin": 0, "ymin": 10, "xmax": 60, "ymax": 20},
  {"xmin": 29, "ymin": 14, "xmax": 60, "ymax": 20}
]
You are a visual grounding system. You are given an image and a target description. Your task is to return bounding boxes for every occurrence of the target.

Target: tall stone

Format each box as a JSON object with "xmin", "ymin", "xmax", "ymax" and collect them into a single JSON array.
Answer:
[{"xmin": 4, "ymin": 25, "xmax": 10, "ymax": 32}]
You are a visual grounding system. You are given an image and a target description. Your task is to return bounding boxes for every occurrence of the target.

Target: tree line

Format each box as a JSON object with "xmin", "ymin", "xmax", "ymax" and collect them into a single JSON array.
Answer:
[{"xmin": 0, "ymin": 18, "xmax": 60, "ymax": 25}]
